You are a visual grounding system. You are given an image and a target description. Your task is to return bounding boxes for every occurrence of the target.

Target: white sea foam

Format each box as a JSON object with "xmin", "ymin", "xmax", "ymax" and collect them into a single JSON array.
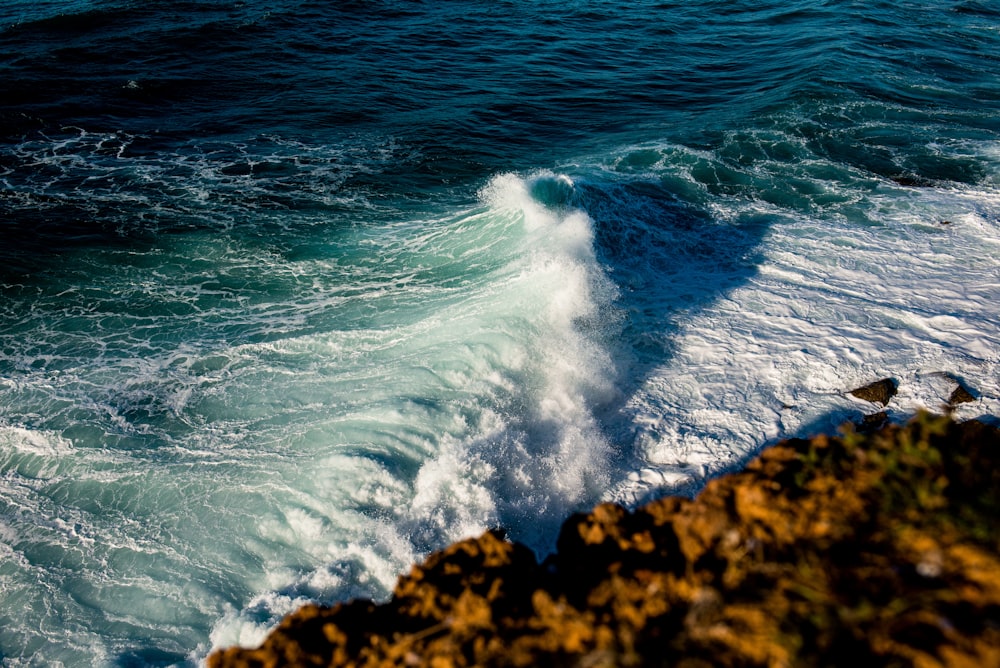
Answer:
[
  {"xmin": 2, "ymin": 136, "xmax": 998, "ymax": 666},
  {"xmin": 195, "ymin": 170, "xmax": 626, "ymax": 653},
  {"xmin": 0, "ymin": 425, "xmax": 73, "ymax": 457},
  {"xmin": 603, "ymin": 143, "xmax": 1000, "ymax": 505}
]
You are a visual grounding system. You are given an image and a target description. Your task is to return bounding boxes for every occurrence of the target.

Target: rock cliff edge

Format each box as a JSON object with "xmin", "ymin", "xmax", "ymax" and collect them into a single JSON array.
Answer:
[{"xmin": 210, "ymin": 413, "xmax": 1000, "ymax": 667}]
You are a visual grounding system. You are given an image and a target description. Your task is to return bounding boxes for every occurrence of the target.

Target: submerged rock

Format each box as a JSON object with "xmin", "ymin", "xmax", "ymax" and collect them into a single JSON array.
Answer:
[{"xmin": 209, "ymin": 414, "xmax": 1000, "ymax": 667}]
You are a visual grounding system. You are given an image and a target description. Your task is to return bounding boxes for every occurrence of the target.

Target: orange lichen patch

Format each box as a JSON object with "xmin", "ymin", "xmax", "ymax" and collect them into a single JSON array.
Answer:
[
  {"xmin": 210, "ymin": 413, "xmax": 1000, "ymax": 668},
  {"xmin": 671, "ymin": 492, "xmax": 733, "ymax": 565}
]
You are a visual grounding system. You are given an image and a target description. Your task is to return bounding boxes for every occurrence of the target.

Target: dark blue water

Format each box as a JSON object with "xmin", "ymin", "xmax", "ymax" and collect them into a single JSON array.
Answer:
[{"xmin": 2, "ymin": 2, "xmax": 999, "ymax": 665}]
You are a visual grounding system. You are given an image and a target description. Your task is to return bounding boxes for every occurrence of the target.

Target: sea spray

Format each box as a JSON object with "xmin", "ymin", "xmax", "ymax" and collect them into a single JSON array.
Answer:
[{"xmin": 207, "ymin": 171, "xmax": 623, "ymax": 651}]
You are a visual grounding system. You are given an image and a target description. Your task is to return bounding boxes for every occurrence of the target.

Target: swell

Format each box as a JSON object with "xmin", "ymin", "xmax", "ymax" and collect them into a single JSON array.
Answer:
[
  {"xmin": 0, "ymin": 1, "xmax": 878, "ymax": 163},
  {"xmin": 4, "ymin": 1, "xmax": 994, "ymax": 196}
]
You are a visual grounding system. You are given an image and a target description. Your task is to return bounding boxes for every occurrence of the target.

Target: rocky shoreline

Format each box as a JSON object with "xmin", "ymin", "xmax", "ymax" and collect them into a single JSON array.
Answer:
[{"xmin": 209, "ymin": 406, "xmax": 999, "ymax": 667}]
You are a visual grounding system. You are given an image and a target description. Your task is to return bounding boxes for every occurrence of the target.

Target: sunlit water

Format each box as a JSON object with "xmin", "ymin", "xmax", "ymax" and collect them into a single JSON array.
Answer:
[{"xmin": 1, "ymin": 1, "xmax": 998, "ymax": 665}]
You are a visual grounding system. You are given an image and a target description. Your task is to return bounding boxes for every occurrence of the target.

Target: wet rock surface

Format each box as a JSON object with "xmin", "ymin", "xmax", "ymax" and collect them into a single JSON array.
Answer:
[
  {"xmin": 210, "ymin": 414, "xmax": 1000, "ymax": 667},
  {"xmin": 848, "ymin": 377, "xmax": 899, "ymax": 406},
  {"xmin": 948, "ymin": 383, "xmax": 977, "ymax": 407}
]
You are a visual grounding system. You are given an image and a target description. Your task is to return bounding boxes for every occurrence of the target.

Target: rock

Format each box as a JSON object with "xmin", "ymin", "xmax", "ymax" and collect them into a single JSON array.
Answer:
[
  {"xmin": 209, "ymin": 414, "xmax": 1000, "ymax": 668},
  {"xmin": 849, "ymin": 377, "xmax": 898, "ymax": 405},
  {"xmin": 949, "ymin": 382, "xmax": 977, "ymax": 407}
]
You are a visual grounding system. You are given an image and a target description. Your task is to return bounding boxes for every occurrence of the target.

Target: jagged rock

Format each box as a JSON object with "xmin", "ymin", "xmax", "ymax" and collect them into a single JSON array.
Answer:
[
  {"xmin": 949, "ymin": 382, "xmax": 977, "ymax": 407},
  {"xmin": 849, "ymin": 377, "xmax": 898, "ymax": 405},
  {"xmin": 209, "ymin": 414, "xmax": 1000, "ymax": 668}
]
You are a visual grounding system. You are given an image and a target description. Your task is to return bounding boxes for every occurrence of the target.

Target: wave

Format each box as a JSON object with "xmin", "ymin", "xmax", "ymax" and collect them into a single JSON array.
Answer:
[
  {"xmin": 1, "ymin": 1, "xmax": 998, "ymax": 664},
  {"xmin": 203, "ymin": 170, "xmax": 626, "ymax": 648},
  {"xmin": 2, "ymin": 115, "xmax": 998, "ymax": 664},
  {"xmin": 0, "ymin": 169, "xmax": 628, "ymax": 663}
]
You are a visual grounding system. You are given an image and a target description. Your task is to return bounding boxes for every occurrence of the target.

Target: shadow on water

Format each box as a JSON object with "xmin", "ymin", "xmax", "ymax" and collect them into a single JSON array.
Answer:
[
  {"xmin": 581, "ymin": 176, "xmax": 770, "ymax": 354},
  {"xmin": 570, "ymin": 175, "xmax": 770, "ymax": 434},
  {"xmin": 112, "ymin": 648, "xmax": 189, "ymax": 668},
  {"xmin": 568, "ymin": 163, "xmax": 993, "ymax": 510},
  {"xmin": 577, "ymin": 165, "xmax": 998, "ymax": 508}
]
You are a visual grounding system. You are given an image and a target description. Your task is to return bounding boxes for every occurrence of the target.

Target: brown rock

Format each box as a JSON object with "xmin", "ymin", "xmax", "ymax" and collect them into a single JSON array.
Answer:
[
  {"xmin": 949, "ymin": 382, "xmax": 977, "ymax": 406},
  {"xmin": 209, "ymin": 413, "xmax": 1000, "ymax": 668},
  {"xmin": 849, "ymin": 377, "xmax": 898, "ymax": 405}
]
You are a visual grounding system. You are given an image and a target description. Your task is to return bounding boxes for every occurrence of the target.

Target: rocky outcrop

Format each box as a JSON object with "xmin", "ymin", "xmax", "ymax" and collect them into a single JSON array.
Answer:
[
  {"xmin": 848, "ymin": 377, "xmax": 898, "ymax": 405},
  {"xmin": 209, "ymin": 413, "xmax": 1000, "ymax": 667}
]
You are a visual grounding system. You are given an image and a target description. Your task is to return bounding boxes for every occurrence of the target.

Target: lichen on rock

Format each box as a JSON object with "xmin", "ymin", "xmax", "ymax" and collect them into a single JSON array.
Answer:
[{"xmin": 209, "ymin": 413, "xmax": 1000, "ymax": 667}]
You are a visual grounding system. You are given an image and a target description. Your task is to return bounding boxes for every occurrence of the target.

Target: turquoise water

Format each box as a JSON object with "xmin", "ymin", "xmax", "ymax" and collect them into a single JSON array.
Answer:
[{"xmin": 1, "ymin": 2, "xmax": 999, "ymax": 665}]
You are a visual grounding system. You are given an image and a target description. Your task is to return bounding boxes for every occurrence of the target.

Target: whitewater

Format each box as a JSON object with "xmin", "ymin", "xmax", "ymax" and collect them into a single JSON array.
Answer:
[{"xmin": 1, "ymin": 1, "xmax": 998, "ymax": 665}]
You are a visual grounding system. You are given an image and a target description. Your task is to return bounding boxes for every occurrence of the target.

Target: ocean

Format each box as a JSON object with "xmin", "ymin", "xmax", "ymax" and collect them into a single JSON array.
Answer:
[{"xmin": 1, "ymin": 1, "xmax": 998, "ymax": 665}]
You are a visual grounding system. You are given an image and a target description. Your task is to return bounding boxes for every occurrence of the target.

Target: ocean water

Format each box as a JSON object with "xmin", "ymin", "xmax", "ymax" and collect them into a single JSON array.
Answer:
[{"xmin": 1, "ymin": 1, "xmax": 998, "ymax": 664}]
